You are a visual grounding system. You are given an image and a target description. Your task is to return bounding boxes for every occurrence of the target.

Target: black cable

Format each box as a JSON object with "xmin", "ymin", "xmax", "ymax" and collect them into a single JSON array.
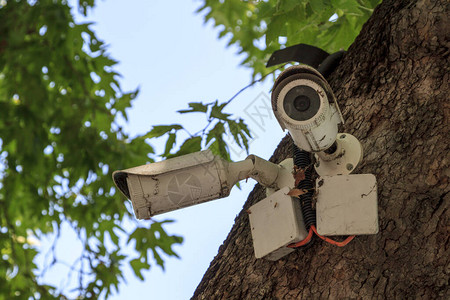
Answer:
[
  {"xmin": 292, "ymin": 143, "xmax": 316, "ymax": 230},
  {"xmin": 318, "ymin": 50, "xmax": 345, "ymax": 78}
]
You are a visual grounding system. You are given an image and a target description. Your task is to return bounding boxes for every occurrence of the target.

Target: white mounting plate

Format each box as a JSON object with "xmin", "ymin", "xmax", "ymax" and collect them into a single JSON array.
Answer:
[
  {"xmin": 248, "ymin": 186, "xmax": 308, "ymax": 261},
  {"xmin": 314, "ymin": 133, "xmax": 363, "ymax": 176},
  {"xmin": 316, "ymin": 174, "xmax": 378, "ymax": 236}
]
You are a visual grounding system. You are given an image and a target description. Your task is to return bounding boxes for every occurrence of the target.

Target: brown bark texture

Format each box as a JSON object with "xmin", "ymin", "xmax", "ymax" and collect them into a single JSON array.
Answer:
[{"xmin": 192, "ymin": 0, "xmax": 449, "ymax": 299}]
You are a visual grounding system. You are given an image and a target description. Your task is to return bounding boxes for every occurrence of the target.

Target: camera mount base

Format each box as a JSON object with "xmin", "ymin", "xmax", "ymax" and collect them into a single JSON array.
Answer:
[
  {"xmin": 314, "ymin": 133, "xmax": 363, "ymax": 176},
  {"xmin": 266, "ymin": 158, "xmax": 295, "ymax": 197}
]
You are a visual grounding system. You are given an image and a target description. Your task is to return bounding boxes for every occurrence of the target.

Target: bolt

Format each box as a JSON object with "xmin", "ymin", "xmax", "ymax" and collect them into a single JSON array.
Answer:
[
  {"xmin": 318, "ymin": 179, "xmax": 324, "ymax": 187},
  {"xmin": 346, "ymin": 163, "xmax": 353, "ymax": 171}
]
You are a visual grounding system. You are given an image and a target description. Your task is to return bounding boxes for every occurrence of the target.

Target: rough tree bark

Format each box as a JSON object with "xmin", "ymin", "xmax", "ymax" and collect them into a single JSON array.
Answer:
[{"xmin": 192, "ymin": 0, "xmax": 449, "ymax": 299}]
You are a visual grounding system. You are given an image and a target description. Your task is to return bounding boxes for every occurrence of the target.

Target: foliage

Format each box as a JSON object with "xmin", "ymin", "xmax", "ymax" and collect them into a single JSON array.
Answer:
[
  {"xmin": 0, "ymin": 0, "xmax": 379, "ymax": 298},
  {"xmin": 0, "ymin": 0, "xmax": 183, "ymax": 298},
  {"xmin": 147, "ymin": 100, "xmax": 251, "ymax": 161},
  {"xmin": 198, "ymin": 0, "xmax": 381, "ymax": 78}
]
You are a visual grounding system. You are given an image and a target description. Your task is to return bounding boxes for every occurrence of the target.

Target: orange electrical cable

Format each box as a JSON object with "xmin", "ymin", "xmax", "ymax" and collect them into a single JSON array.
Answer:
[
  {"xmin": 287, "ymin": 225, "xmax": 355, "ymax": 248},
  {"xmin": 311, "ymin": 225, "xmax": 355, "ymax": 247},
  {"xmin": 287, "ymin": 227, "xmax": 313, "ymax": 248}
]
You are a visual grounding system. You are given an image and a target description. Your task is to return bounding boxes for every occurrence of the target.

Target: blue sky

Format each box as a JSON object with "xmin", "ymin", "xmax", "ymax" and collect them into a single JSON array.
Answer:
[{"xmin": 38, "ymin": 1, "xmax": 285, "ymax": 299}]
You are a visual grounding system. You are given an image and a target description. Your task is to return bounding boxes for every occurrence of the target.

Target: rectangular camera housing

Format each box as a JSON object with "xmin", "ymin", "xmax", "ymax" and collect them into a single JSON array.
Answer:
[{"xmin": 119, "ymin": 150, "xmax": 229, "ymax": 219}]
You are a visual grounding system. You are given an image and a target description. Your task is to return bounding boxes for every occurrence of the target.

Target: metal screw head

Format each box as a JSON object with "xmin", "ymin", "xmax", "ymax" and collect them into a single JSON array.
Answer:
[
  {"xmin": 340, "ymin": 134, "xmax": 346, "ymax": 139},
  {"xmin": 346, "ymin": 163, "xmax": 353, "ymax": 171}
]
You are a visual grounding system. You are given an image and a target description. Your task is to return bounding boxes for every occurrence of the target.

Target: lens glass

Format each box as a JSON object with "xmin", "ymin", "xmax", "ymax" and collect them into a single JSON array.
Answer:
[
  {"xmin": 283, "ymin": 85, "xmax": 321, "ymax": 121},
  {"xmin": 293, "ymin": 95, "xmax": 311, "ymax": 112}
]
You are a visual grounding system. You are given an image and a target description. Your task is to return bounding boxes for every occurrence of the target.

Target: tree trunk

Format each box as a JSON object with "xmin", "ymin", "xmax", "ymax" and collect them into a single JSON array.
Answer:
[{"xmin": 192, "ymin": 0, "xmax": 449, "ymax": 298}]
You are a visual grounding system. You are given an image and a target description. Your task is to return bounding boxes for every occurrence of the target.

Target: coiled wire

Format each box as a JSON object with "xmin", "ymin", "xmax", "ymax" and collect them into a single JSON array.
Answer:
[{"xmin": 292, "ymin": 143, "xmax": 316, "ymax": 230}]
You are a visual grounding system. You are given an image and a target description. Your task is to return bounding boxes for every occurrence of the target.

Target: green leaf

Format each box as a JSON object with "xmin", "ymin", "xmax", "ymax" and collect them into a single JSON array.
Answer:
[
  {"xmin": 177, "ymin": 102, "xmax": 209, "ymax": 114},
  {"xmin": 163, "ymin": 133, "xmax": 176, "ymax": 157},
  {"xmin": 266, "ymin": 15, "xmax": 286, "ymax": 47},
  {"xmin": 127, "ymin": 221, "xmax": 183, "ymax": 270},
  {"xmin": 206, "ymin": 122, "xmax": 230, "ymax": 160},
  {"xmin": 129, "ymin": 258, "xmax": 150, "ymax": 281},
  {"xmin": 114, "ymin": 89, "xmax": 139, "ymax": 117},
  {"xmin": 309, "ymin": 0, "xmax": 328, "ymax": 14},
  {"xmin": 228, "ymin": 119, "xmax": 242, "ymax": 147},
  {"xmin": 208, "ymin": 138, "xmax": 229, "ymax": 161},
  {"xmin": 275, "ymin": 0, "xmax": 302, "ymax": 14},
  {"xmin": 237, "ymin": 119, "xmax": 251, "ymax": 137},
  {"xmin": 143, "ymin": 124, "xmax": 183, "ymax": 139},
  {"xmin": 166, "ymin": 136, "xmax": 202, "ymax": 158},
  {"xmin": 209, "ymin": 100, "xmax": 231, "ymax": 121},
  {"xmin": 206, "ymin": 121, "xmax": 225, "ymax": 146},
  {"xmin": 227, "ymin": 119, "xmax": 252, "ymax": 153}
]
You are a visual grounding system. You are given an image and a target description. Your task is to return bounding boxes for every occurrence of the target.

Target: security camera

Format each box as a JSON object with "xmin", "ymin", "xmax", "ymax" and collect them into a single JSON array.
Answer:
[
  {"xmin": 271, "ymin": 65, "xmax": 363, "ymax": 176},
  {"xmin": 113, "ymin": 150, "xmax": 314, "ymax": 260},
  {"xmin": 113, "ymin": 150, "xmax": 293, "ymax": 219},
  {"xmin": 271, "ymin": 65, "xmax": 344, "ymax": 153}
]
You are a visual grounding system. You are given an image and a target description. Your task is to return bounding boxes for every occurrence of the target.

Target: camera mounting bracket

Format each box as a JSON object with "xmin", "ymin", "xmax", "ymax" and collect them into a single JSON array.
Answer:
[
  {"xmin": 314, "ymin": 133, "xmax": 363, "ymax": 176},
  {"xmin": 266, "ymin": 43, "xmax": 329, "ymax": 69}
]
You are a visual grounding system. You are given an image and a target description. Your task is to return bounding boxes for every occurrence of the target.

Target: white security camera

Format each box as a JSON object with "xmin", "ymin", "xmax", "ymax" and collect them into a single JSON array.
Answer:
[
  {"xmin": 113, "ymin": 150, "xmax": 293, "ymax": 219},
  {"xmin": 113, "ymin": 150, "xmax": 313, "ymax": 260},
  {"xmin": 271, "ymin": 65, "xmax": 362, "ymax": 176},
  {"xmin": 271, "ymin": 65, "xmax": 344, "ymax": 152}
]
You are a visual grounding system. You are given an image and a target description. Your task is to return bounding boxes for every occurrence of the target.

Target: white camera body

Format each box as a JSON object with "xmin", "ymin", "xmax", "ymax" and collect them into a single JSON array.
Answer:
[
  {"xmin": 271, "ymin": 65, "xmax": 344, "ymax": 153},
  {"xmin": 113, "ymin": 150, "xmax": 293, "ymax": 219},
  {"xmin": 114, "ymin": 150, "xmax": 229, "ymax": 219}
]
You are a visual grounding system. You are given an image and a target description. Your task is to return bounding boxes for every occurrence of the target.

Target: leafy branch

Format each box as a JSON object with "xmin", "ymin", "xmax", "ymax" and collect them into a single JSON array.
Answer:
[
  {"xmin": 145, "ymin": 100, "xmax": 251, "ymax": 161},
  {"xmin": 197, "ymin": 0, "xmax": 381, "ymax": 78},
  {"xmin": 143, "ymin": 65, "xmax": 286, "ymax": 161}
]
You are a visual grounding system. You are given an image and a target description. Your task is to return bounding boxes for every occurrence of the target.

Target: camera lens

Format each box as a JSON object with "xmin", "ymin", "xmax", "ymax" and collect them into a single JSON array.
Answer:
[
  {"xmin": 283, "ymin": 85, "xmax": 321, "ymax": 121},
  {"xmin": 293, "ymin": 95, "xmax": 311, "ymax": 112}
]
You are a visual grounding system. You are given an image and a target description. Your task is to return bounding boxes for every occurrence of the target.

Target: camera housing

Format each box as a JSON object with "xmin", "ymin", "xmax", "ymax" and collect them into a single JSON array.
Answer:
[
  {"xmin": 113, "ymin": 150, "xmax": 294, "ymax": 219},
  {"xmin": 113, "ymin": 150, "xmax": 231, "ymax": 219},
  {"xmin": 271, "ymin": 65, "xmax": 344, "ymax": 152}
]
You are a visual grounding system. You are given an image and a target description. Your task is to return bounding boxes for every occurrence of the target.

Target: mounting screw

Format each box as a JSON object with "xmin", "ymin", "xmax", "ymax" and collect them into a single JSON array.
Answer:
[{"xmin": 346, "ymin": 163, "xmax": 353, "ymax": 171}]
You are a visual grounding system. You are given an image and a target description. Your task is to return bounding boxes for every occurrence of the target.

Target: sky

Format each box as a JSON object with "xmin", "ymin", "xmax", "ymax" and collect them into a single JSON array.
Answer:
[{"xmin": 37, "ymin": 1, "xmax": 286, "ymax": 299}]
